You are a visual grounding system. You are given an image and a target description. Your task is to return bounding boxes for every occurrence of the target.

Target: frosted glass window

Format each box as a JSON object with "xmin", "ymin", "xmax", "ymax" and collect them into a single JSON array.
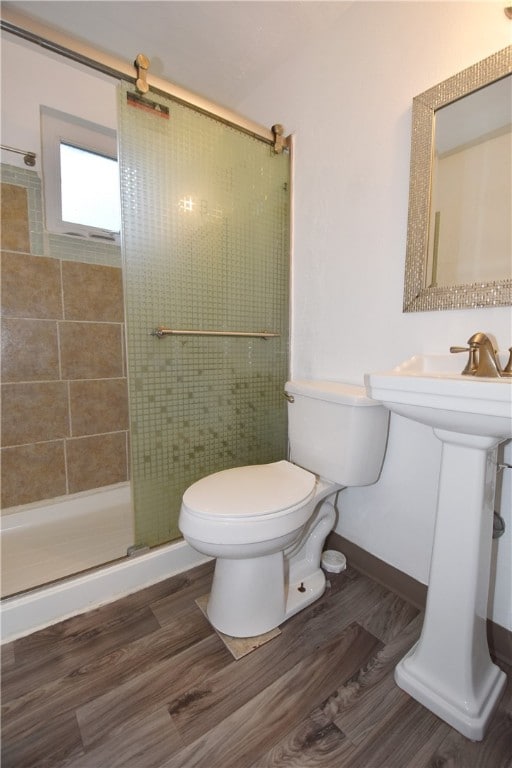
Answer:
[
  {"xmin": 60, "ymin": 144, "xmax": 121, "ymax": 232},
  {"xmin": 41, "ymin": 107, "xmax": 119, "ymax": 242}
]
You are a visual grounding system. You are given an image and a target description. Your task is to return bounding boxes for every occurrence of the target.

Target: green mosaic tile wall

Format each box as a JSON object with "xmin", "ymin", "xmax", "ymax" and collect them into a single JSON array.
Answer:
[
  {"xmin": 118, "ymin": 83, "xmax": 290, "ymax": 547},
  {"xmin": 1, "ymin": 163, "xmax": 44, "ymax": 256}
]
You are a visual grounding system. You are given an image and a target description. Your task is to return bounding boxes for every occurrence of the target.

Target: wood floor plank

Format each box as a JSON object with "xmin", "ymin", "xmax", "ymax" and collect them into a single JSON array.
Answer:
[
  {"xmin": 2, "ymin": 605, "xmax": 161, "ymax": 702},
  {"xmin": 166, "ymin": 570, "xmax": 386, "ymax": 744},
  {"xmin": 251, "ymin": 615, "xmax": 427, "ymax": 768},
  {"xmin": 69, "ymin": 707, "xmax": 183, "ymax": 768},
  {"xmin": 1, "ymin": 642, "xmax": 15, "ymax": 671},
  {"xmin": 165, "ymin": 624, "xmax": 381, "ymax": 768},
  {"xmin": 249, "ymin": 715, "xmax": 353, "ymax": 768},
  {"xmin": 357, "ymin": 588, "xmax": 420, "ymax": 644},
  {"xmin": 2, "ymin": 587, "xmax": 214, "ymax": 713},
  {"xmin": 1, "ymin": 610, "xmax": 214, "ymax": 754},
  {"xmin": 341, "ymin": 695, "xmax": 452, "ymax": 768},
  {"xmin": 149, "ymin": 566, "xmax": 214, "ymax": 627},
  {"xmin": 1, "ymin": 708, "xmax": 84, "ymax": 768},
  {"xmin": 8, "ymin": 562, "xmax": 213, "ymax": 666},
  {"xmin": 332, "ymin": 613, "xmax": 424, "ymax": 745},
  {"xmin": 2, "ymin": 563, "xmax": 214, "ymax": 704},
  {"xmin": 75, "ymin": 634, "xmax": 231, "ymax": 749}
]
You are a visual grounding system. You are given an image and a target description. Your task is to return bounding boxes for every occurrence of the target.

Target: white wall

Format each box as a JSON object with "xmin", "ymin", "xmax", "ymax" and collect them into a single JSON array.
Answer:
[
  {"xmin": 0, "ymin": 36, "xmax": 117, "ymax": 173},
  {"xmin": 236, "ymin": 2, "xmax": 512, "ymax": 629}
]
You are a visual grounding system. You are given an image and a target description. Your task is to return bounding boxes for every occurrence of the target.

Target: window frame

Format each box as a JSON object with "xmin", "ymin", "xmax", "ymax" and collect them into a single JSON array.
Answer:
[{"xmin": 41, "ymin": 107, "xmax": 120, "ymax": 243}]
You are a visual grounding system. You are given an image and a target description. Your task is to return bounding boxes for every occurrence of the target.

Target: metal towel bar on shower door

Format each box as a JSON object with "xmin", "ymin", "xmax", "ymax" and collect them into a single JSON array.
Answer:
[{"xmin": 150, "ymin": 328, "xmax": 280, "ymax": 339}]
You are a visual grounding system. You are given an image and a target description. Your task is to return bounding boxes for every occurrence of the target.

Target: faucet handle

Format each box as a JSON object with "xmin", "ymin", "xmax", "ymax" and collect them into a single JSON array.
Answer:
[
  {"xmin": 450, "ymin": 344, "xmax": 477, "ymax": 375},
  {"xmin": 502, "ymin": 347, "xmax": 512, "ymax": 377},
  {"xmin": 449, "ymin": 346, "xmax": 469, "ymax": 353}
]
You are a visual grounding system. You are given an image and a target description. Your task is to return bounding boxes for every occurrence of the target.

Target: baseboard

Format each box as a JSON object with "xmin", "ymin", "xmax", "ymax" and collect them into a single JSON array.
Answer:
[{"xmin": 327, "ymin": 532, "xmax": 512, "ymax": 667}]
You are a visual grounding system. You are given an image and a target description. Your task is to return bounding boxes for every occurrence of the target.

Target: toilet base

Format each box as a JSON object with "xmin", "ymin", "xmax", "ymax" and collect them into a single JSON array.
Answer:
[
  {"xmin": 206, "ymin": 553, "xmax": 328, "ymax": 638},
  {"xmin": 207, "ymin": 551, "xmax": 287, "ymax": 637},
  {"xmin": 284, "ymin": 568, "xmax": 327, "ymax": 621},
  {"xmin": 206, "ymin": 497, "xmax": 338, "ymax": 638}
]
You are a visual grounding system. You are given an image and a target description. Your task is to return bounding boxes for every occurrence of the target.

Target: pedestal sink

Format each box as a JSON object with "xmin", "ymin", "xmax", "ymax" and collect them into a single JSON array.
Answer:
[{"xmin": 365, "ymin": 354, "xmax": 512, "ymax": 740}]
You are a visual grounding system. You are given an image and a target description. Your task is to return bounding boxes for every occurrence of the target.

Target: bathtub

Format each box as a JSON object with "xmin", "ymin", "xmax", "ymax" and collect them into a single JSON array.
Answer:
[{"xmin": 0, "ymin": 482, "xmax": 210, "ymax": 643}]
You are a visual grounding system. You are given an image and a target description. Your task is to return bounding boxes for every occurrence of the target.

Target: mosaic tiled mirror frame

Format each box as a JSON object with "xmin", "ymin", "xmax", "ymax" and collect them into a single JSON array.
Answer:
[{"xmin": 403, "ymin": 45, "xmax": 512, "ymax": 313}]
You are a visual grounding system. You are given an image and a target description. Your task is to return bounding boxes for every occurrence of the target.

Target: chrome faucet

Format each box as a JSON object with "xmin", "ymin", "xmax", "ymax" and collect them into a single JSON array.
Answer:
[{"xmin": 450, "ymin": 332, "xmax": 512, "ymax": 378}]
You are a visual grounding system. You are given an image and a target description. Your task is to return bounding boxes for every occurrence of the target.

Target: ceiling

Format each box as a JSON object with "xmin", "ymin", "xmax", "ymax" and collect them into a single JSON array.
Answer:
[{"xmin": 3, "ymin": 1, "xmax": 353, "ymax": 110}]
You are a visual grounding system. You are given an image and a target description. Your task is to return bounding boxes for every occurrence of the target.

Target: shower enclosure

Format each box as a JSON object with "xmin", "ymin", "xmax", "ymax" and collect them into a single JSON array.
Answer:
[
  {"xmin": 1, "ymin": 17, "xmax": 290, "ymax": 604},
  {"xmin": 118, "ymin": 83, "xmax": 291, "ymax": 547}
]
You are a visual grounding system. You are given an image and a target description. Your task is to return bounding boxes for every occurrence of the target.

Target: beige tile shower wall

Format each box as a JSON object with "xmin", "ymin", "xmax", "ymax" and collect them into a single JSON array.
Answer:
[{"xmin": 0, "ymin": 184, "xmax": 129, "ymax": 509}]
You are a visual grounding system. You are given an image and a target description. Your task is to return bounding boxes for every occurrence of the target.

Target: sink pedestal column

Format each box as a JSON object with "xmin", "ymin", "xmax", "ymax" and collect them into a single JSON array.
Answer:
[{"xmin": 395, "ymin": 430, "xmax": 507, "ymax": 740}]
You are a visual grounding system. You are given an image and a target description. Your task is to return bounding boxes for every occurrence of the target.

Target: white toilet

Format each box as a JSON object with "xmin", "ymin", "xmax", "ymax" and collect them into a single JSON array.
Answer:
[{"xmin": 179, "ymin": 379, "xmax": 389, "ymax": 637}]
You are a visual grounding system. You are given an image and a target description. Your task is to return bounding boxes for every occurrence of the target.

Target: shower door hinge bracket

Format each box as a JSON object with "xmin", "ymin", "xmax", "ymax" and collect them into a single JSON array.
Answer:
[
  {"xmin": 272, "ymin": 124, "xmax": 286, "ymax": 154},
  {"xmin": 134, "ymin": 53, "xmax": 150, "ymax": 94}
]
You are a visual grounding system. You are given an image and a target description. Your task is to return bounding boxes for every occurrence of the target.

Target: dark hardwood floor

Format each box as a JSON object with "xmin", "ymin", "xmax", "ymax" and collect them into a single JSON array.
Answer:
[{"xmin": 1, "ymin": 560, "xmax": 511, "ymax": 767}]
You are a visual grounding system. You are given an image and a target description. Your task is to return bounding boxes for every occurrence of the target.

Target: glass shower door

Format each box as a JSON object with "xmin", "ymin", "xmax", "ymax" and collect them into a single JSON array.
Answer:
[{"xmin": 118, "ymin": 84, "xmax": 290, "ymax": 547}]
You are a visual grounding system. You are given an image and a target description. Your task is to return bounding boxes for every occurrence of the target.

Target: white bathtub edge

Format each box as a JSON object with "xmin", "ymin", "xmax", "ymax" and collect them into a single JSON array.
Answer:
[{"xmin": 0, "ymin": 540, "xmax": 211, "ymax": 644}]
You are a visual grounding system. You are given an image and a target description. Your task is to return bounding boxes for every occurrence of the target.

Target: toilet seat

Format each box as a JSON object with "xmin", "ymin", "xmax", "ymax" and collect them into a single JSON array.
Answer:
[
  {"xmin": 183, "ymin": 460, "xmax": 316, "ymax": 518},
  {"xmin": 180, "ymin": 460, "xmax": 317, "ymax": 545}
]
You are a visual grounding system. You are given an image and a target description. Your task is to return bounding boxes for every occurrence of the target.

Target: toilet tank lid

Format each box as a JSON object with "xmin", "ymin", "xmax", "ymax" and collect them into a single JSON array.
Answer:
[{"xmin": 285, "ymin": 379, "xmax": 379, "ymax": 406}]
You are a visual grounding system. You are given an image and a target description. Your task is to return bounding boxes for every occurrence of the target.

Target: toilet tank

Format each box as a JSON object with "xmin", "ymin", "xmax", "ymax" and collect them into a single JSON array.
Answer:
[{"xmin": 285, "ymin": 379, "xmax": 389, "ymax": 486}]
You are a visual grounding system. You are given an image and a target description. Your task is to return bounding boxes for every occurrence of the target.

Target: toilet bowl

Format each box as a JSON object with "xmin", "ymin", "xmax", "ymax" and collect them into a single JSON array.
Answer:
[
  {"xmin": 179, "ymin": 379, "xmax": 389, "ymax": 638},
  {"xmin": 180, "ymin": 460, "xmax": 339, "ymax": 636}
]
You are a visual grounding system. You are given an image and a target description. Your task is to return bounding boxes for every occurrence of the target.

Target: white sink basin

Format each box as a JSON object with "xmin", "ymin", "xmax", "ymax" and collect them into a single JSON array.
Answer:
[{"xmin": 365, "ymin": 354, "xmax": 512, "ymax": 439}]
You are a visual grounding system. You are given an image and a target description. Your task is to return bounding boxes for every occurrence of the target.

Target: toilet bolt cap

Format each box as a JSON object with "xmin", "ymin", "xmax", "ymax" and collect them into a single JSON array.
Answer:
[{"xmin": 321, "ymin": 550, "xmax": 347, "ymax": 573}]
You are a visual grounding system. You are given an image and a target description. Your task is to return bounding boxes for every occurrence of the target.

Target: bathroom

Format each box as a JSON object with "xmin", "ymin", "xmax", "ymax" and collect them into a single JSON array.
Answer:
[{"xmin": 1, "ymin": 1, "xmax": 511, "ymax": 762}]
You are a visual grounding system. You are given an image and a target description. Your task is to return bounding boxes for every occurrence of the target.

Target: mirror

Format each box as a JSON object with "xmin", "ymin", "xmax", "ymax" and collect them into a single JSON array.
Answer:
[{"xmin": 403, "ymin": 46, "xmax": 512, "ymax": 312}]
